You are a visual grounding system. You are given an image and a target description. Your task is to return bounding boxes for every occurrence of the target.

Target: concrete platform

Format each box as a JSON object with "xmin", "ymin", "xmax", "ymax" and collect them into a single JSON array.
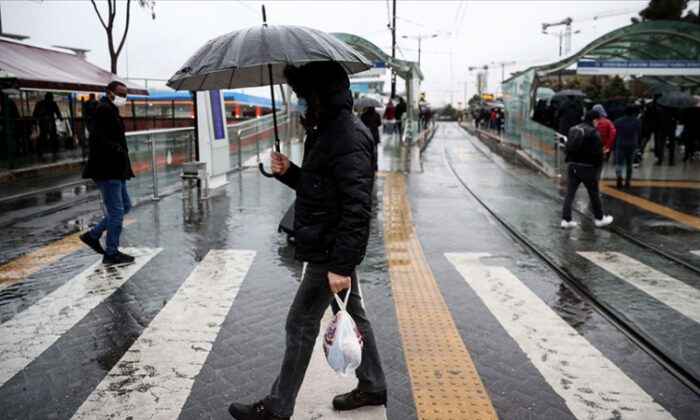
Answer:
[{"xmin": 0, "ymin": 124, "xmax": 698, "ymax": 419}]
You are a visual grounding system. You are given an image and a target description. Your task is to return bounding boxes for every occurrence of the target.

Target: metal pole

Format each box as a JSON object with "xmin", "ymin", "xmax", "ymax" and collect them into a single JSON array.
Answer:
[
  {"xmin": 418, "ymin": 35, "xmax": 422, "ymax": 66},
  {"xmin": 148, "ymin": 134, "xmax": 159, "ymax": 200},
  {"xmin": 390, "ymin": 0, "xmax": 397, "ymax": 98}
]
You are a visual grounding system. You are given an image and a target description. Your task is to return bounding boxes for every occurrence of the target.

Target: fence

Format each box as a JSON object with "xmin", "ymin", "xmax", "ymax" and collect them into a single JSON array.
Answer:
[{"xmin": 124, "ymin": 110, "xmax": 299, "ymax": 200}]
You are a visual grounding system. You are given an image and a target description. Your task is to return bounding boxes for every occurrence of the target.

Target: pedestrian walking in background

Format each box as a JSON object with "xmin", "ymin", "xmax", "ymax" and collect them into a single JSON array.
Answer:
[
  {"xmin": 80, "ymin": 81, "xmax": 136, "ymax": 265},
  {"xmin": 645, "ymin": 94, "xmax": 675, "ymax": 165},
  {"xmin": 556, "ymin": 95, "xmax": 583, "ymax": 136},
  {"xmin": 228, "ymin": 62, "xmax": 386, "ymax": 420},
  {"xmin": 395, "ymin": 96, "xmax": 406, "ymax": 137},
  {"xmin": 613, "ymin": 105, "xmax": 642, "ymax": 188},
  {"xmin": 592, "ymin": 104, "xmax": 616, "ymax": 164},
  {"xmin": 382, "ymin": 99, "xmax": 395, "ymax": 135},
  {"xmin": 32, "ymin": 92, "xmax": 62, "ymax": 158},
  {"xmin": 82, "ymin": 93, "xmax": 99, "ymax": 137},
  {"xmin": 361, "ymin": 106, "xmax": 381, "ymax": 172},
  {"xmin": 681, "ymin": 105, "xmax": 700, "ymax": 162},
  {"xmin": 561, "ymin": 110, "xmax": 614, "ymax": 229}
]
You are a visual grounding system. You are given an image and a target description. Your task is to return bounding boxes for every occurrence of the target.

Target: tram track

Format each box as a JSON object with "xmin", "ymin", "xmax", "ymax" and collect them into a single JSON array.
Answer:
[{"xmin": 440, "ymin": 125, "xmax": 700, "ymax": 396}]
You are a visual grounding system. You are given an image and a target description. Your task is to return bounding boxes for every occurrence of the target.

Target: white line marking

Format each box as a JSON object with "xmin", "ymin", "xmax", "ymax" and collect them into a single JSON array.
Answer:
[
  {"xmin": 579, "ymin": 251, "xmax": 700, "ymax": 324},
  {"xmin": 691, "ymin": 250, "xmax": 700, "ymax": 257},
  {"xmin": 445, "ymin": 252, "xmax": 672, "ymax": 420},
  {"xmin": 0, "ymin": 247, "xmax": 161, "ymax": 387},
  {"xmin": 71, "ymin": 249, "xmax": 255, "ymax": 419}
]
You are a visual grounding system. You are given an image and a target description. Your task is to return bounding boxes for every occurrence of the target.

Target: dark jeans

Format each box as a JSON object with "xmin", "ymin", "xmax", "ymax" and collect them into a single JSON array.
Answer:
[
  {"xmin": 264, "ymin": 264, "xmax": 386, "ymax": 417},
  {"xmin": 654, "ymin": 130, "xmax": 675, "ymax": 163},
  {"xmin": 89, "ymin": 179, "xmax": 132, "ymax": 255},
  {"xmin": 562, "ymin": 163, "xmax": 603, "ymax": 221},
  {"xmin": 615, "ymin": 146, "xmax": 636, "ymax": 181}
]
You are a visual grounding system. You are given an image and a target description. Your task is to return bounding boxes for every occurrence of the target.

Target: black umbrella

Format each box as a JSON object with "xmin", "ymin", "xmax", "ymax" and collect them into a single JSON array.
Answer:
[
  {"xmin": 552, "ymin": 89, "xmax": 586, "ymax": 99},
  {"xmin": 354, "ymin": 97, "xmax": 382, "ymax": 108},
  {"xmin": 645, "ymin": 84, "xmax": 680, "ymax": 97},
  {"xmin": 657, "ymin": 91, "xmax": 697, "ymax": 109},
  {"xmin": 167, "ymin": 6, "xmax": 371, "ymax": 176}
]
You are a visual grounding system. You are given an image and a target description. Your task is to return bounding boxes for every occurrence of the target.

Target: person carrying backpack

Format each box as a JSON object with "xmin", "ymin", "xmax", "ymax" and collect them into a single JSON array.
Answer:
[{"xmin": 561, "ymin": 110, "xmax": 614, "ymax": 229}]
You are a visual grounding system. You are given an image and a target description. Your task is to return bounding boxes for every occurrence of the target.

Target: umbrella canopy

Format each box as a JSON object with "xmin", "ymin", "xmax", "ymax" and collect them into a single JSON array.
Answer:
[
  {"xmin": 552, "ymin": 89, "xmax": 586, "ymax": 98},
  {"xmin": 658, "ymin": 91, "xmax": 697, "ymax": 109},
  {"xmin": 645, "ymin": 84, "xmax": 681, "ymax": 97},
  {"xmin": 354, "ymin": 96, "xmax": 382, "ymax": 108},
  {"xmin": 167, "ymin": 24, "xmax": 371, "ymax": 91},
  {"xmin": 536, "ymin": 87, "xmax": 555, "ymax": 100}
]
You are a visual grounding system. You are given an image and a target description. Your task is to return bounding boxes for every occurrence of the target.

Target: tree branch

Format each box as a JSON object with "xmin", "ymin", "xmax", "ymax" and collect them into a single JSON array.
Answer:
[
  {"xmin": 90, "ymin": 0, "xmax": 108, "ymax": 30},
  {"xmin": 108, "ymin": 0, "xmax": 116, "ymax": 29},
  {"xmin": 116, "ymin": 0, "xmax": 132, "ymax": 57}
]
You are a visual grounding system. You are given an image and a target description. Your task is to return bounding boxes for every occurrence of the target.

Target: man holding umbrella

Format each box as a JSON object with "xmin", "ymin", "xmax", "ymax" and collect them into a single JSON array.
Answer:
[{"xmin": 229, "ymin": 61, "xmax": 386, "ymax": 420}]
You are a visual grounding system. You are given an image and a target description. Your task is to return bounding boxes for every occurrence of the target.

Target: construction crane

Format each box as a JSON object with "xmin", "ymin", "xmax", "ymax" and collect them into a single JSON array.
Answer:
[{"xmin": 541, "ymin": 8, "xmax": 638, "ymax": 56}]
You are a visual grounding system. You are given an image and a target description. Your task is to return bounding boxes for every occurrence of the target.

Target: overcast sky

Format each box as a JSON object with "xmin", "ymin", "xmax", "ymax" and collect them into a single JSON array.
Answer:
[{"xmin": 3, "ymin": 0, "xmax": 686, "ymax": 105}]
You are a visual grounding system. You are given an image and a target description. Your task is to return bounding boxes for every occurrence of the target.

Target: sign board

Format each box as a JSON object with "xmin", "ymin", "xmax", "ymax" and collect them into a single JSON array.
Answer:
[
  {"xmin": 577, "ymin": 60, "xmax": 700, "ymax": 76},
  {"xmin": 196, "ymin": 90, "xmax": 230, "ymax": 190}
]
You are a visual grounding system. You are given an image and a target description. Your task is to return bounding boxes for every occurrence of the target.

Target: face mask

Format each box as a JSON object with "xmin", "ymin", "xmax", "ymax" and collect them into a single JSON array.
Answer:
[
  {"xmin": 111, "ymin": 93, "xmax": 127, "ymax": 108},
  {"xmin": 298, "ymin": 97, "xmax": 308, "ymax": 119}
]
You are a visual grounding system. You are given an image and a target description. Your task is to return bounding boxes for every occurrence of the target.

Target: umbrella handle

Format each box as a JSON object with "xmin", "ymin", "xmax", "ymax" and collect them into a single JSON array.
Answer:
[{"xmin": 259, "ymin": 162, "xmax": 275, "ymax": 178}]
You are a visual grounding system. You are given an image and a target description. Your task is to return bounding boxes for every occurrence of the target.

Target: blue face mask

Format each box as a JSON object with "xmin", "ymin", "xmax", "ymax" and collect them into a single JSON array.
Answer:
[{"xmin": 298, "ymin": 97, "xmax": 308, "ymax": 119}]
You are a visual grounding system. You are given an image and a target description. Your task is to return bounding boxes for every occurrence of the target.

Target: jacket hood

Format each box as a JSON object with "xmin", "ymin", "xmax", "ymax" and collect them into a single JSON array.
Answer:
[
  {"xmin": 592, "ymin": 104, "xmax": 607, "ymax": 117},
  {"xmin": 286, "ymin": 61, "xmax": 352, "ymax": 125}
]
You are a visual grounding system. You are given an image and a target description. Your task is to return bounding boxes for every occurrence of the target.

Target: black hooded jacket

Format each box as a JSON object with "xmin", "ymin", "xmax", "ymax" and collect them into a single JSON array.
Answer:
[
  {"xmin": 82, "ymin": 97, "xmax": 134, "ymax": 180},
  {"xmin": 276, "ymin": 65, "xmax": 376, "ymax": 276}
]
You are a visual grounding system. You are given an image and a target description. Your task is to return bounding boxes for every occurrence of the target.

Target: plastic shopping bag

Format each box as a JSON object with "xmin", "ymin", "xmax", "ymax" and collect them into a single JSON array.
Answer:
[{"xmin": 323, "ymin": 285, "xmax": 363, "ymax": 376}]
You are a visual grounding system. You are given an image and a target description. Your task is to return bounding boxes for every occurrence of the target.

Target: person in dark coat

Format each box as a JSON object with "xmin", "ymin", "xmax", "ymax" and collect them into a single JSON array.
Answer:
[
  {"xmin": 360, "ymin": 106, "xmax": 381, "ymax": 171},
  {"xmin": 681, "ymin": 107, "xmax": 700, "ymax": 162},
  {"xmin": 82, "ymin": 93, "xmax": 99, "ymax": 137},
  {"xmin": 645, "ymin": 94, "xmax": 676, "ymax": 165},
  {"xmin": 556, "ymin": 95, "xmax": 583, "ymax": 135},
  {"xmin": 394, "ymin": 96, "xmax": 406, "ymax": 136},
  {"xmin": 32, "ymin": 92, "xmax": 63, "ymax": 157},
  {"xmin": 613, "ymin": 105, "xmax": 642, "ymax": 188},
  {"xmin": 80, "ymin": 81, "xmax": 136, "ymax": 265},
  {"xmin": 228, "ymin": 62, "xmax": 385, "ymax": 420},
  {"xmin": 561, "ymin": 110, "xmax": 613, "ymax": 229}
]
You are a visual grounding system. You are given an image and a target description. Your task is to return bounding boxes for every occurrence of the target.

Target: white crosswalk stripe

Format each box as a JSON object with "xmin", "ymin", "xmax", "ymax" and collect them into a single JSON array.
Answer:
[
  {"xmin": 579, "ymin": 251, "xmax": 700, "ymax": 324},
  {"xmin": 691, "ymin": 250, "xmax": 700, "ymax": 257},
  {"xmin": 71, "ymin": 249, "xmax": 255, "ymax": 420},
  {"xmin": 0, "ymin": 247, "xmax": 161, "ymax": 387},
  {"xmin": 445, "ymin": 252, "xmax": 672, "ymax": 420}
]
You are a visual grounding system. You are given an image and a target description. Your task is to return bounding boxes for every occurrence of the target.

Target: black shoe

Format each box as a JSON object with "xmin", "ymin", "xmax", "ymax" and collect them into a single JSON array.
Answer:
[
  {"xmin": 80, "ymin": 232, "xmax": 105, "ymax": 255},
  {"xmin": 332, "ymin": 388, "xmax": 387, "ymax": 411},
  {"xmin": 616, "ymin": 177, "xmax": 623, "ymax": 188},
  {"xmin": 625, "ymin": 180, "xmax": 631, "ymax": 188},
  {"xmin": 102, "ymin": 251, "xmax": 135, "ymax": 265},
  {"xmin": 228, "ymin": 400, "xmax": 289, "ymax": 420}
]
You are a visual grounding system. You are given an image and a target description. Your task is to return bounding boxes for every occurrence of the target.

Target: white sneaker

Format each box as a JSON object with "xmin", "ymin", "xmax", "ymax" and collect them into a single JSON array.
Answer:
[
  {"xmin": 560, "ymin": 219, "xmax": 578, "ymax": 229},
  {"xmin": 594, "ymin": 215, "xmax": 614, "ymax": 228}
]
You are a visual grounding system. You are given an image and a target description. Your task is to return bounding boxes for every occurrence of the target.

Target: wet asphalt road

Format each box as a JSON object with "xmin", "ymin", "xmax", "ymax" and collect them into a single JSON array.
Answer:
[{"xmin": 0, "ymin": 125, "xmax": 699, "ymax": 419}]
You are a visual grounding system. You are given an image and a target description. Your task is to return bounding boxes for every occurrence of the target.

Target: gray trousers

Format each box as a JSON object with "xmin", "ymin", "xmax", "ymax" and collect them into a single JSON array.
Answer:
[{"xmin": 264, "ymin": 264, "xmax": 386, "ymax": 417}]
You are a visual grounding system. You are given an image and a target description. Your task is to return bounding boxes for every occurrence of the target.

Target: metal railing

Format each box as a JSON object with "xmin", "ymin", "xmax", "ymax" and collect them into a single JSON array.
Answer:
[{"xmin": 125, "ymin": 111, "xmax": 296, "ymax": 201}]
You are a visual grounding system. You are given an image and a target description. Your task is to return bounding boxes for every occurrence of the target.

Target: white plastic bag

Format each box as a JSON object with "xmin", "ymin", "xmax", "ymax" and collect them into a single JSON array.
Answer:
[{"xmin": 323, "ymin": 285, "xmax": 363, "ymax": 376}]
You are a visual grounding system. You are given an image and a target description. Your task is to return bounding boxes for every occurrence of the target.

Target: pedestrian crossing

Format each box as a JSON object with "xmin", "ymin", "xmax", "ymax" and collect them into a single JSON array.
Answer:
[
  {"xmin": 445, "ymin": 252, "xmax": 673, "ymax": 420},
  {"xmin": 0, "ymin": 244, "xmax": 697, "ymax": 418},
  {"xmin": 578, "ymin": 252, "xmax": 700, "ymax": 324},
  {"xmin": 0, "ymin": 247, "xmax": 161, "ymax": 387}
]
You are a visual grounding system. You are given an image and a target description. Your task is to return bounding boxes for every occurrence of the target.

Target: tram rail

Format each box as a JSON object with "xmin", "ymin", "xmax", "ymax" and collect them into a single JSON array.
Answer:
[{"xmin": 442, "ymin": 128, "xmax": 700, "ymax": 396}]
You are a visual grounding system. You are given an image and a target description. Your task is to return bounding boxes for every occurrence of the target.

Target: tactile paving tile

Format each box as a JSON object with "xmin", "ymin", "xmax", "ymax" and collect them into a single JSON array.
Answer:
[{"xmin": 383, "ymin": 173, "xmax": 497, "ymax": 420}]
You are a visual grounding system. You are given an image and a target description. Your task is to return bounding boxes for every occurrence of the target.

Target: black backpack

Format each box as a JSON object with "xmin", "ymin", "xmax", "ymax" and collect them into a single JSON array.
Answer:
[{"xmin": 565, "ymin": 123, "xmax": 588, "ymax": 156}]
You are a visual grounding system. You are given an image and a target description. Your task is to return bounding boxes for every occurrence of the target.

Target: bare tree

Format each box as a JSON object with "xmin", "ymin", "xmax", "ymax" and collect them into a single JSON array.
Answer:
[{"xmin": 90, "ymin": 0, "xmax": 156, "ymax": 74}]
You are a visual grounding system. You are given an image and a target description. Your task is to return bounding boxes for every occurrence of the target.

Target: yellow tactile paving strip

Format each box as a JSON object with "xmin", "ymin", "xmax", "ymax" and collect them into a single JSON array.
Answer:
[
  {"xmin": 601, "ymin": 180, "xmax": 700, "ymax": 189},
  {"xmin": 0, "ymin": 219, "xmax": 135, "ymax": 291},
  {"xmin": 383, "ymin": 173, "xmax": 497, "ymax": 420},
  {"xmin": 599, "ymin": 184, "xmax": 700, "ymax": 230}
]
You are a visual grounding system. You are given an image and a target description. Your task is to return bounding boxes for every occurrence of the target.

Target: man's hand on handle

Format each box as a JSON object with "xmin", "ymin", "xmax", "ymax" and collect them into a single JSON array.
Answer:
[
  {"xmin": 328, "ymin": 271, "xmax": 351, "ymax": 295},
  {"xmin": 271, "ymin": 151, "xmax": 290, "ymax": 175}
]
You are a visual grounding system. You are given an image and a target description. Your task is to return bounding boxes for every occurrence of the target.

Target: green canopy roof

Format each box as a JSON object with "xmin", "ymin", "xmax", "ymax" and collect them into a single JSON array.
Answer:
[
  {"xmin": 504, "ymin": 20, "xmax": 700, "ymax": 89},
  {"xmin": 332, "ymin": 33, "xmax": 424, "ymax": 81}
]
